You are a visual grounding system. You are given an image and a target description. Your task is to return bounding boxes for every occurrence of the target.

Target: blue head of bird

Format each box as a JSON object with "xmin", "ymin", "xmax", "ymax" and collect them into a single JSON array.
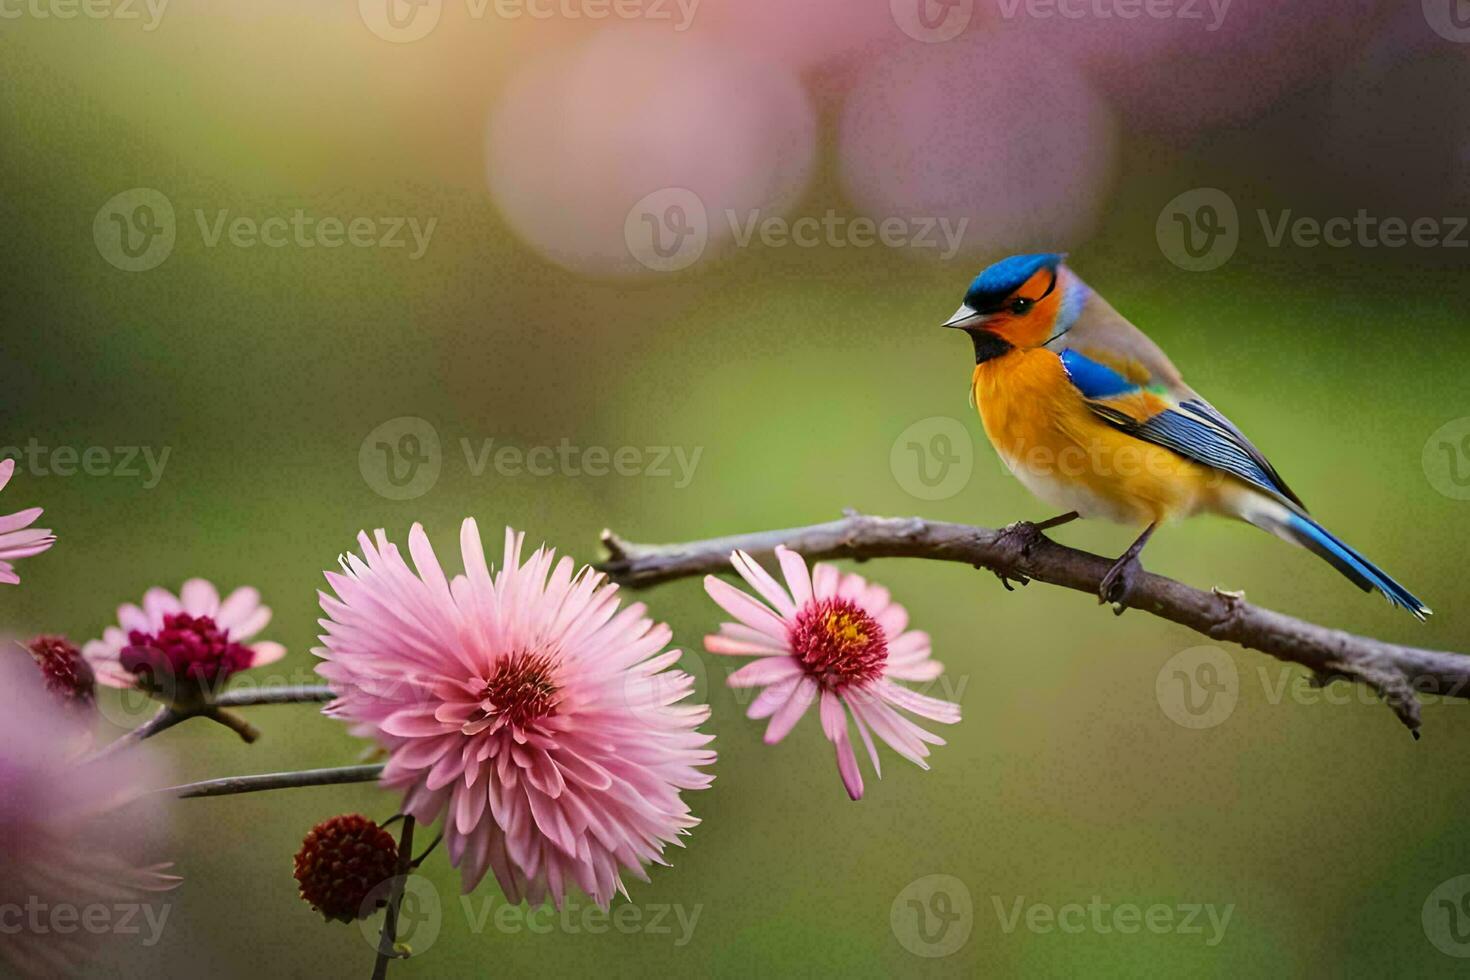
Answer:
[{"xmin": 943, "ymin": 252, "xmax": 1088, "ymax": 363}]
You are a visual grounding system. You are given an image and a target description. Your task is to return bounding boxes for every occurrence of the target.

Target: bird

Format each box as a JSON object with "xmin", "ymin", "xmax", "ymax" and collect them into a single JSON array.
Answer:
[{"xmin": 941, "ymin": 252, "xmax": 1430, "ymax": 619}]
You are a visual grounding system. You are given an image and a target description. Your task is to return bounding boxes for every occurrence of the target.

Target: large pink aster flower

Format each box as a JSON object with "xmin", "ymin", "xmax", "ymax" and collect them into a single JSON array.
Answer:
[
  {"xmin": 704, "ymin": 547, "xmax": 960, "ymax": 800},
  {"xmin": 0, "ymin": 459, "xmax": 54, "ymax": 585},
  {"xmin": 315, "ymin": 521, "xmax": 716, "ymax": 908},
  {"xmin": 83, "ymin": 579, "xmax": 285, "ymax": 695},
  {"xmin": 0, "ymin": 659, "xmax": 178, "ymax": 976}
]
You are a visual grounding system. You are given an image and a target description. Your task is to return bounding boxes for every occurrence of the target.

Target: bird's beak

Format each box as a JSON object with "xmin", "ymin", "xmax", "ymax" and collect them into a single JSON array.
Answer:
[{"xmin": 942, "ymin": 304, "xmax": 982, "ymax": 329}]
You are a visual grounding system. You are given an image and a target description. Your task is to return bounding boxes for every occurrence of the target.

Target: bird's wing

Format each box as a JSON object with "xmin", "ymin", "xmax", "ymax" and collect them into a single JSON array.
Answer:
[
  {"xmin": 1057, "ymin": 347, "xmax": 1307, "ymax": 510},
  {"xmin": 1050, "ymin": 291, "xmax": 1307, "ymax": 510}
]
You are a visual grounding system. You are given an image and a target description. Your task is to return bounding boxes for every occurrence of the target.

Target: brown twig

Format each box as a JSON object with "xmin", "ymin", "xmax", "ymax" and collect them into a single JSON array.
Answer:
[{"xmin": 597, "ymin": 513, "xmax": 1470, "ymax": 737}]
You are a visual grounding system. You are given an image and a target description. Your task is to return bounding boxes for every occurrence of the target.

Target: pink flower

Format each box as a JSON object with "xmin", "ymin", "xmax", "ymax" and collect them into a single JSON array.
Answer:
[
  {"xmin": 703, "ymin": 547, "xmax": 960, "ymax": 800},
  {"xmin": 83, "ymin": 579, "xmax": 285, "ymax": 693},
  {"xmin": 315, "ymin": 521, "xmax": 716, "ymax": 909},
  {"xmin": 0, "ymin": 659, "xmax": 178, "ymax": 975},
  {"xmin": 0, "ymin": 459, "xmax": 54, "ymax": 585}
]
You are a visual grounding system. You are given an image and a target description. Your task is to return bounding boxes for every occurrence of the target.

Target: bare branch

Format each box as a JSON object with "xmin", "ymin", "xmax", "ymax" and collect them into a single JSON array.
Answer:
[
  {"xmin": 598, "ymin": 513, "xmax": 1470, "ymax": 737},
  {"xmin": 165, "ymin": 764, "xmax": 385, "ymax": 799}
]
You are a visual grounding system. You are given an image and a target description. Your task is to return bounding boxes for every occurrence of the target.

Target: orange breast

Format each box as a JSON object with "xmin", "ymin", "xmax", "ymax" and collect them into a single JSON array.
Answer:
[{"xmin": 970, "ymin": 349, "xmax": 1224, "ymax": 525}]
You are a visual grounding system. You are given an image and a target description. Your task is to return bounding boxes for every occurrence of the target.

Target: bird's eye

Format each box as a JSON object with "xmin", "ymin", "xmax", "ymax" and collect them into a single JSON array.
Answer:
[{"xmin": 1009, "ymin": 297, "xmax": 1033, "ymax": 315}]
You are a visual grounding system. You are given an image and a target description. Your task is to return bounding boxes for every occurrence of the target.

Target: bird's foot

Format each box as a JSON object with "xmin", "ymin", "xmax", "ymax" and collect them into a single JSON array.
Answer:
[{"xmin": 1098, "ymin": 553, "xmax": 1144, "ymax": 614}]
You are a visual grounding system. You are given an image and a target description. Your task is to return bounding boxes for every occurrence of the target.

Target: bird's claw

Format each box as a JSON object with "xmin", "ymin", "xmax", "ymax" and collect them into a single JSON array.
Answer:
[{"xmin": 1098, "ymin": 554, "xmax": 1144, "ymax": 612}]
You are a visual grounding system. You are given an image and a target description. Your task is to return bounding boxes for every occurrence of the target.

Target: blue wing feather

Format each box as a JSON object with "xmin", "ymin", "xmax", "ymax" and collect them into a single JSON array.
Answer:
[{"xmin": 1060, "ymin": 349, "xmax": 1298, "ymax": 506}]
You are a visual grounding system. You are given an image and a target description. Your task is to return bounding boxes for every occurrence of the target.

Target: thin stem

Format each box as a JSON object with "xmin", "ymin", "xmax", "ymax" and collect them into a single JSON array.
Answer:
[
  {"xmin": 410, "ymin": 832, "xmax": 443, "ymax": 868},
  {"xmin": 372, "ymin": 815, "xmax": 416, "ymax": 980},
  {"xmin": 87, "ymin": 704, "xmax": 184, "ymax": 761},
  {"xmin": 214, "ymin": 684, "xmax": 334, "ymax": 707},
  {"xmin": 165, "ymin": 764, "xmax": 385, "ymax": 799},
  {"xmin": 88, "ymin": 684, "xmax": 336, "ymax": 759}
]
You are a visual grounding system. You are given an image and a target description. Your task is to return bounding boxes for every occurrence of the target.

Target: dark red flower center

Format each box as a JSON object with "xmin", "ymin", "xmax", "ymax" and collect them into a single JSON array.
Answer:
[
  {"xmin": 789, "ymin": 597, "xmax": 888, "ymax": 690},
  {"xmin": 121, "ymin": 613, "xmax": 255, "ymax": 687},
  {"xmin": 26, "ymin": 635, "xmax": 95, "ymax": 710},
  {"xmin": 481, "ymin": 651, "xmax": 561, "ymax": 729},
  {"xmin": 293, "ymin": 813, "xmax": 399, "ymax": 924}
]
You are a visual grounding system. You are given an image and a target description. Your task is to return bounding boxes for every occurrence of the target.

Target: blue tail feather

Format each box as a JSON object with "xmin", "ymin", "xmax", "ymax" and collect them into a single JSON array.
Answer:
[{"xmin": 1284, "ymin": 514, "xmax": 1430, "ymax": 620}]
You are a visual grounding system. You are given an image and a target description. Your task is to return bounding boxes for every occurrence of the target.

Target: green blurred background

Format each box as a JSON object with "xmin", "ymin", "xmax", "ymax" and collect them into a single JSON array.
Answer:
[{"xmin": 5, "ymin": 2, "xmax": 1470, "ymax": 977}]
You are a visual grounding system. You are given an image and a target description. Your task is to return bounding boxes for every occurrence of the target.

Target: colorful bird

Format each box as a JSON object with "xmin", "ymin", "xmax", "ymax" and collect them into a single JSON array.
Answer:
[{"xmin": 942, "ymin": 252, "xmax": 1430, "ymax": 619}]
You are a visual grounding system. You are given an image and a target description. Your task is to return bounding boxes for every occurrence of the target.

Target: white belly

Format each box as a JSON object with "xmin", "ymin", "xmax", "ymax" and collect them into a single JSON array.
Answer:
[{"xmin": 997, "ymin": 450, "xmax": 1147, "ymax": 525}]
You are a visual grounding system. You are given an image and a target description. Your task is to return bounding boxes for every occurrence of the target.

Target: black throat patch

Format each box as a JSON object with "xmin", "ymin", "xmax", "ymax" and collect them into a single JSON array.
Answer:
[{"xmin": 969, "ymin": 330, "xmax": 1013, "ymax": 365}]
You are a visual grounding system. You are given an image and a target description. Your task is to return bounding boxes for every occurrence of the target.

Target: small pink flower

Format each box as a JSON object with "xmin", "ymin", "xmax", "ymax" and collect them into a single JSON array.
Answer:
[
  {"xmin": 704, "ymin": 547, "xmax": 960, "ymax": 800},
  {"xmin": 83, "ymin": 579, "xmax": 285, "ymax": 692},
  {"xmin": 0, "ymin": 659, "xmax": 178, "ymax": 976},
  {"xmin": 316, "ymin": 521, "xmax": 716, "ymax": 909},
  {"xmin": 0, "ymin": 459, "xmax": 55, "ymax": 585}
]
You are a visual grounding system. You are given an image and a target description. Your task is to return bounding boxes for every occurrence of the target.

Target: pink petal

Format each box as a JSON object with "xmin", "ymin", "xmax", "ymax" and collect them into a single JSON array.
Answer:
[
  {"xmin": 763, "ymin": 677, "xmax": 816, "ymax": 744},
  {"xmin": 726, "ymin": 657, "xmax": 803, "ymax": 688},
  {"xmin": 775, "ymin": 546, "xmax": 813, "ymax": 608},
  {"xmin": 730, "ymin": 551, "xmax": 796, "ymax": 619},
  {"xmin": 703, "ymin": 576, "xmax": 789, "ymax": 640}
]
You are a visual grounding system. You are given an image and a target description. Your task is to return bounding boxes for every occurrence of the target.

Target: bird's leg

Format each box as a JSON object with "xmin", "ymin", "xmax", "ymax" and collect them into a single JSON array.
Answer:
[
  {"xmin": 1098, "ymin": 522, "xmax": 1157, "ymax": 611},
  {"xmin": 1034, "ymin": 511, "xmax": 1080, "ymax": 532}
]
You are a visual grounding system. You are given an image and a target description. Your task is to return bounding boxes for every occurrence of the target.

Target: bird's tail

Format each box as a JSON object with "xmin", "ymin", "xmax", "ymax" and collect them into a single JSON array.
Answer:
[{"xmin": 1242, "ymin": 501, "xmax": 1431, "ymax": 620}]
